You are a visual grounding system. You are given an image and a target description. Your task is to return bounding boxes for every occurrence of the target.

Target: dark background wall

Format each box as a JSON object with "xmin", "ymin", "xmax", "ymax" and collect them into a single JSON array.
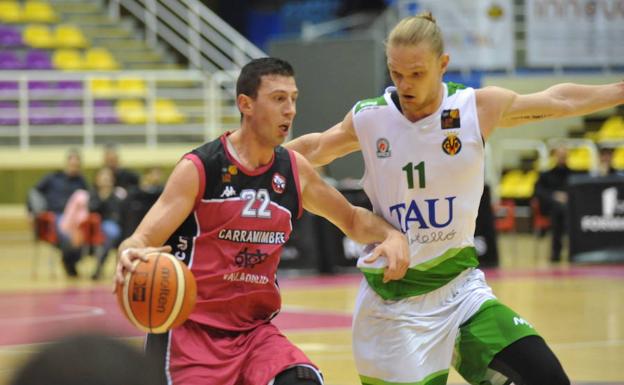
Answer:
[{"xmin": 270, "ymin": 36, "xmax": 387, "ymax": 179}]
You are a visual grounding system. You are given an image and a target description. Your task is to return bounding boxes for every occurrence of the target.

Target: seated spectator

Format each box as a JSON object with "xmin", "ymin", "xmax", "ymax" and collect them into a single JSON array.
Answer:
[
  {"xmin": 89, "ymin": 167, "xmax": 123, "ymax": 280},
  {"xmin": 28, "ymin": 148, "xmax": 89, "ymax": 276},
  {"xmin": 10, "ymin": 333, "xmax": 164, "ymax": 385},
  {"xmin": 120, "ymin": 166, "xmax": 165, "ymax": 239},
  {"xmin": 594, "ymin": 147, "xmax": 624, "ymax": 177},
  {"xmin": 534, "ymin": 146, "xmax": 572, "ymax": 262},
  {"xmin": 103, "ymin": 143, "xmax": 139, "ymax": 193}
]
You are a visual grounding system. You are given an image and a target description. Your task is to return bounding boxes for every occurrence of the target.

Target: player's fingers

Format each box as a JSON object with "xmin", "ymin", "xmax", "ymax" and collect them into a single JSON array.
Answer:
[
  {"xmin": 363, "ymin": 248, "xmax": 382, "ymax": 264},
  {"xmin": 146, "ymin": 245, "xmax": 172, "ymax": 255},
  {"xmin": 383, "ymin": 251, "xmax": 397, "ymax": 283}
]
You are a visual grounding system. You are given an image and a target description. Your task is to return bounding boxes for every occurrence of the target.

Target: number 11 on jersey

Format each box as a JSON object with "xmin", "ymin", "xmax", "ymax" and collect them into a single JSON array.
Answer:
[{"xmin": 402, "ymin": 161, "xmax": 426, "ymax": 189}]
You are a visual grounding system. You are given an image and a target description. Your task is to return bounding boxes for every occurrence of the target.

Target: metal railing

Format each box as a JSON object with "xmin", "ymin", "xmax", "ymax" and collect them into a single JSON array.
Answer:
[
  {"xmin": 106, "ymin": 0, "xmax": 265, "ymax": 73},
  {"xmin": 0, "ymin": 70, "xmax": 239, "ymax": 149}
]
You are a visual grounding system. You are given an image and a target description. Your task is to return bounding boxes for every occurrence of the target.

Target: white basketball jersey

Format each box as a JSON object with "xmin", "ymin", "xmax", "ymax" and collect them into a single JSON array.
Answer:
[{"xmin": 352, "ymin": 83, "xmax": 484, "ymax": 299}]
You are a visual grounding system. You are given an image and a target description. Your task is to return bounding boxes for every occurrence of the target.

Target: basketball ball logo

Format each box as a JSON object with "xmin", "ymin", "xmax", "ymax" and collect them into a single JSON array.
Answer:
[
  {"xmin": 272, "ymin": 173, "xmax": 286, "ymax": 194},
  {"xmin": 442, "ymin": 134, "xmax": 462, "ymax": 156}
]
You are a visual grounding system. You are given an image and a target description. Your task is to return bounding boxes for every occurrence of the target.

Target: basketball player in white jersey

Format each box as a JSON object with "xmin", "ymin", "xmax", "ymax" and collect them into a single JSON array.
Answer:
[{"xmin": 286, "ymin": 13, "xmax": 624, "ymax": 385}]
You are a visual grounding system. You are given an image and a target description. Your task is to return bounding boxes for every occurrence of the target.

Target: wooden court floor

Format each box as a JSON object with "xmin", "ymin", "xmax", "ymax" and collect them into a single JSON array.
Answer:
[{"xmin": 0, "ymin": 234, "xmax": 623, "ymax": 385}]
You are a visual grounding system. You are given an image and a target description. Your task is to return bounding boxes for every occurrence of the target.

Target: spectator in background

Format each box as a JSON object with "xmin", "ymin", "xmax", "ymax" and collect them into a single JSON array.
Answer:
[
  {"xmin": 120, "ymin": 166, "xmax": 166, "ymax": 239},
  {"xmin": 10, "ymin": 333, "xmax": 164, "ymax": 385},
  {"xmin": 594, "ymin": 147, "xmax": 624, "ymax": 177},
  {"xmin": 534, "ymin": 146, "xmax": 572, "ymax": 262},
  {"xmin": 29, "ymin": 148, "xmax": 89, "ymax": 276},
  {"xmin": 89, "ymin": 167, "xmax": 123, "ymax": 280},
  {"xmin": 103, "ymin": 143, "xmax": 139, "ymax": 193}
]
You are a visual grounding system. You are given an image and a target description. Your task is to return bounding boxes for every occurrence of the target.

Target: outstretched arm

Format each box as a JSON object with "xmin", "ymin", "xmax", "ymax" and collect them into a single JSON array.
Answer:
[
  {"xmin": 114, "ymin": 159, "xmax": 198, "ymax": 285},
  {"xmin": 294, "ymin": 151, "xmax": 409, "ymax": 282},
  {"xmin": 285, "ymin": 110, "xmax": 361, "ymax": 167},
  {"xmin": 477, "ymin": 81, "xmax": 624, "ymax": 137}
]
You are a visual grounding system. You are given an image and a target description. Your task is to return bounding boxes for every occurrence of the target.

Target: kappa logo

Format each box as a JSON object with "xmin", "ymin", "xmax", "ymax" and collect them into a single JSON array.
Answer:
[
  {"xmin": 220, "ymin": 185, "xmax": 237, "ymax": 198},
  {"xmin": 272, "ymin": 172, "xmax": 286, "ymax": 194},
  {"xmin": 376, "ymin": 138, "xmax": 391, "ymax": 158},
  {"xmin": 442, "ymin": 134, "xmax": 462, "ymax": 156}
]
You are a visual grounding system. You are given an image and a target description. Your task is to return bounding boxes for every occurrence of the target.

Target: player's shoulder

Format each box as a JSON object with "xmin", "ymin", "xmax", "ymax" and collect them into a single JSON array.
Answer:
[{"xmin": 353, "ymin": 93, "xmax": 389, "ymax": 115}]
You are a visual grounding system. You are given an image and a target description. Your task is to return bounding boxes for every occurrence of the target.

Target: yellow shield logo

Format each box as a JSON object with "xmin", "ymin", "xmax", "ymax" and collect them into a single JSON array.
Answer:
[{"xmin": 442, "ymin": 134, "xmax": 462, "ymax": 156}]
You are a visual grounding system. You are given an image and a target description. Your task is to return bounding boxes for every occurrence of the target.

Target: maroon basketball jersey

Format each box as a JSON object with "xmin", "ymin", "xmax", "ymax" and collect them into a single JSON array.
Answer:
[{"xmin": 165, "ymin": 133, "xmax": 302, "ymax": 331}]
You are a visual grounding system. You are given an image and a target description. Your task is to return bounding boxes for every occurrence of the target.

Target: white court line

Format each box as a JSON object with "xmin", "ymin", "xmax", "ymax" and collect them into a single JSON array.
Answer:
[{"xmin": 0, "ymin": 304, "xmax": 105, "ymax": 325}]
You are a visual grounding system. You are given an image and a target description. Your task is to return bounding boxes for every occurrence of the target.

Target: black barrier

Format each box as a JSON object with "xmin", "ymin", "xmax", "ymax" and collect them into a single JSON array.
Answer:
[
  {"xmin": 475, "ymin": 185, "xmax": 499, "ymax": 267},
  {"xmin": 568, "ymin": 174, "xmax": 624, "ymax": 263}
]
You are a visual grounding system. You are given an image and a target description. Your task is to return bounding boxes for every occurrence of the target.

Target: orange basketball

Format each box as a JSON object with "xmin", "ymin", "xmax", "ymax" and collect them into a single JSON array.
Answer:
[{"xmin": 116, "ymin": 252, "xmax": 197, "ymax": 334}]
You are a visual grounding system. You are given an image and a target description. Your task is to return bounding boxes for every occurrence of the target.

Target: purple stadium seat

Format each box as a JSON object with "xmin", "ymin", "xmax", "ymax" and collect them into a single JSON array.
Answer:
[
  {"xmin": 25, "ymin": 50, "xmax": 52, "ymax": 70},
  {"xmin": 0, "ymin": 81, "xmax": 18, "ymax": 98},
  {"xmin": 0, "ymin": 51, "xmax": 23, "ymax": 69},
  {"xmin": 58, "ymin": 100, "xmax": 83, "ymax": 125},
  {"xmin": 29, "ymin": 100, "xmax": 58, "ymax": 125},
  {"xmin": 94, "ymin": 99, "xmax": 119, "ymax": 124},
  {"xmin": 0, "ymin": 26, "xmax": 22, "ymax": 47},
  {"xmin": 0, "ymin": 101, "xmax": 19, "ymax": 125}
]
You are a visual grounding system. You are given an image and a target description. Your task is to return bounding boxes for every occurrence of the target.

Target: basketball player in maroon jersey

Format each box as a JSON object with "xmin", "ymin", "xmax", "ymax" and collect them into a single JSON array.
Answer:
[{"xmin": 114, "ymin": 58, "xmax": 409, "ymax": 385}]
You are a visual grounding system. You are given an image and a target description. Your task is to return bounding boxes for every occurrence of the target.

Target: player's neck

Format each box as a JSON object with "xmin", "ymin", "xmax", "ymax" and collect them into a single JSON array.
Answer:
[{"xmin": 227, "ymin": 130, "xmax": 274, "ymax": 170}]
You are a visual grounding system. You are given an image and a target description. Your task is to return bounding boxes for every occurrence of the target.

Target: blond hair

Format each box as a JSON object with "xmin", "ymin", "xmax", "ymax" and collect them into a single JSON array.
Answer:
[{"xmin": 387, "ymin": 12, "xmax": 444, "ymax": 56}]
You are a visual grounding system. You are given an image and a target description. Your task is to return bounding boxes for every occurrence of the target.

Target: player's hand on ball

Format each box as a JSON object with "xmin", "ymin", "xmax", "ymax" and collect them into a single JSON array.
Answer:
[
  {"xmin": 364, "ymin": 231, "xmax": 409, "ymax": 283},
  {"xmin": 114, "ymin": 245, "xmax": 172, "ymax": 288}
]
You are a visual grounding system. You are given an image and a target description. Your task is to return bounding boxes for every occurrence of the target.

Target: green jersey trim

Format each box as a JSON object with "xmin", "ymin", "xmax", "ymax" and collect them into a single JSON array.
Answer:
[
  {"xmin": 360, "ymin": 247, "xmax": 479, "ymax": 300},
  {"xmin": 447, "ymin": 81, "xmax": 467, "ymax": 96},
  {"xmin": 360, "ymin": 369, "xmax": 448, "ymax": 385},
  {"xmin": 354, "ymin": 95, "xmax": 388, "ymax": 114}
]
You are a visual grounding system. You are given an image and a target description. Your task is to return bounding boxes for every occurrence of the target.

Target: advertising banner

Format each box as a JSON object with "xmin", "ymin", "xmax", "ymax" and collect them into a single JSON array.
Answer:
[
  {"xmin": 526, "ymin": 0, "xmax": 624, "ymax": 66},
  {"xmin": 397, "ymin": 0, "xmax": 515, "ymax": 70}
]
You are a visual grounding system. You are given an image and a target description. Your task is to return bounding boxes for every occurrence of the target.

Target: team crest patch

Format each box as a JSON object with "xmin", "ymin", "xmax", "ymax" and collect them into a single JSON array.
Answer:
[
  {"xmin": 222, "ymin": 165, "xmax": 238, "ymax": 182},
  {"xmin": 272, "ymin": 172, "xmax": 286, "ymax": 194},
  {"xmin": 441, "ymin": 109, "xmax": 460, "ymax": 129},
  {"xmin": 442, "ymin": 134, "xmax": 462, "ymax": 156},
  {"xmin": 376, "ymin": 138, "xmax": 391, "ymax": 158}
]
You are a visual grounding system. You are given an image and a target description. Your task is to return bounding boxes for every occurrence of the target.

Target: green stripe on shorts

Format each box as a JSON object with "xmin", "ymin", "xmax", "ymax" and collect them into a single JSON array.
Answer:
[
  {"xmin": 360, "ymin": 247, "xmax": 479, "ymax": 300},
  {"xmin": 454, "ymin": 299, "xmax": 540, "ymax": 385},
  {"xmin": 360, "ymin": 369, "xmax": 448, "ymax": 385}
]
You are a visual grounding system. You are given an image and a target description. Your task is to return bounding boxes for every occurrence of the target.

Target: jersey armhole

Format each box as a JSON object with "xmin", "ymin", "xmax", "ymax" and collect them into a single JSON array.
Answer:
[
  {"xmin": 286, "ymin": 149, "xmax": 303, "ymax": 219},
  {"xmin": 182, "ymin": 153, "xmax": 206, "ymax": 209}
]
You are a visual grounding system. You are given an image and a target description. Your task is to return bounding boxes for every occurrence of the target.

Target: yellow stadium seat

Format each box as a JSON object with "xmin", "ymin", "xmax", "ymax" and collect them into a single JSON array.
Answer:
[
  {"xmin": 117, "ymin": 99, "xmax": 146, "ymax": 124},
  {"xmin": 90, "ymin": 78, "xmax": 115, "ymax": 97},
  {"xmin": 23, "ymin": 1, "xmax": 57, "ymax": 23},
  {"xmin": 613, "ymin": 147, "xmax": 624, "ymax": 170},
  {"xmin": 566, "ymin": 147, "xmax": 593, "ymax": 171},
  {"xmin": 155, "ymin": 99, "xmax": 185, "ymax": 124},
  {"xmin": 595, "ymin": 116, "xmax": 624, "ymax": 142},
  {"xmin": 117, "ymin": 77, "xmax": 146, "ymax": 96},
  {"xmin": 23, "ymin": 24, "xmax": 55, "ymax": 49},
  {"xmin": 53, "ymin": 49, "xmax": 83, "ymax": 70},
  {"xmin": 55, "ymin": 24, "xmax": 88, "ymax": 49},
  {"xmin": 84, "ymin": 48, "xmax": 119, "ymax": 70},
  {"xmin": 0, "ymin": 2, "xmax": 22, "ymax": 23}
]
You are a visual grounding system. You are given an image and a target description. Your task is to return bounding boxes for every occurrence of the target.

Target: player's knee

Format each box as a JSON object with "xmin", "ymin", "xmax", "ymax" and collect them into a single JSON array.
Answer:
[{"xmin": 272, "ymin": 365, "xmax": 323, "ymax": 385}]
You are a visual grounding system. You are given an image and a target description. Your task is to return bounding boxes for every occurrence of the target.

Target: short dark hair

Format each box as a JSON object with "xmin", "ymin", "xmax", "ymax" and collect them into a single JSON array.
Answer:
[
  {"xmin": 236, "ymin": 57, "xmax": 294, "ymax": 99},
  {"xmin": 10, "ymin": 334, "xmax": 165, "ymax": 385}
]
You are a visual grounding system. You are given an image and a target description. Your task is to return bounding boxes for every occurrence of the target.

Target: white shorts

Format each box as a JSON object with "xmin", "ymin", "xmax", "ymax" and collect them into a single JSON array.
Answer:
[{"xmin": 352, "ymin": 268, "xmax": 496, "ymax": 384}]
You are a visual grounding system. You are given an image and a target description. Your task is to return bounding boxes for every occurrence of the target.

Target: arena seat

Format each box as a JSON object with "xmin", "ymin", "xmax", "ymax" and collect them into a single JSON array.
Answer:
[
  {"xmin": 22, "ymin": 0, "xmax": 58, "ymax": 23},
  {"xmin": 155, "ymin": 99, "xmax": 185, "ymax": 124},
  {"xmin": 23, "ymin": 24, "xmax": 55, "ymax": 48},
  {"xmin": 52, "ymin": 48, "xmax": 83, "ymax": 70},
  {"xmin": 54, "ymin": 24, "xmax": 88, "ymax": 49},
  {"xmin": 84, "ymin": 47, "xmax": 118, "ymax": 70},
  {"xmin": 0, "ymin": 25, "xmax": 23, "ymax": 47},
  {"xmin": 613, "ymin": 147, "xmax": 624, "ymax": 170},
  {"xmin": 116, "ymin": 99, "xmax": 147, "ymax": 124},
  {"xmin": 0, "ymin": 1, "xmax": 22, "ymax": 23},
  {"xmin": 566, "ymin": 147, "xmax": 593, "ymax": 171},
  {"xmin": 0, "ymin": 51, "xmax": 22, "ymax": 69}
]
